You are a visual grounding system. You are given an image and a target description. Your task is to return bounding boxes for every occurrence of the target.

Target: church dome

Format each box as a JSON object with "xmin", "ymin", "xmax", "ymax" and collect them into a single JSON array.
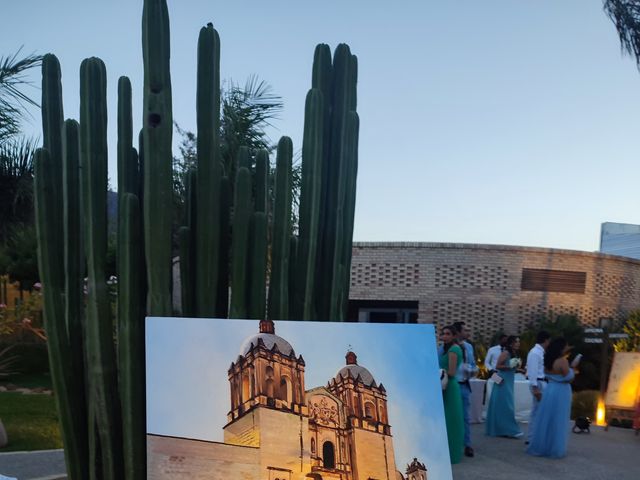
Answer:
[
  {"xmin": 239, "ymin": 332, "xmax": 295, "ymax": 357},
  {"xmin": 238, "ymin": 319, "xmax": 296, "ymax": 357},
  {"xmin": 334, "ymin": 351, "xmax": 376, "ymax": 385}
]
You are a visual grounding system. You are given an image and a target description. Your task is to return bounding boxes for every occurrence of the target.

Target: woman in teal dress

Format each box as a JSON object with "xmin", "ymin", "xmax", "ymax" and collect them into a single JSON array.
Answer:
[
  {"xmin": 439, "ymin": 325, "xmax": 464, "ymax": 464},
  {"xmin": 527, "ymin": 337, "xmax": 576, "ymax": 458},
  {"xmin": 485, "ymin": 335, "xmax": 523, "ymax": 438}
]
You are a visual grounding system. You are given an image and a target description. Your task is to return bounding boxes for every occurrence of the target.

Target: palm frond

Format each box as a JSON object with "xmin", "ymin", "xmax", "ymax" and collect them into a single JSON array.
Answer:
[
  {"xmin": 0, "ymin": 47, "xmax": 43, "ymax": 109},
  {"xmin": 604, "ymin": 0, "xmax": 640, "ymax": 67},
  {"xmin": 0, "ymin": 47, "xmax": 43, "ymax": 143}
]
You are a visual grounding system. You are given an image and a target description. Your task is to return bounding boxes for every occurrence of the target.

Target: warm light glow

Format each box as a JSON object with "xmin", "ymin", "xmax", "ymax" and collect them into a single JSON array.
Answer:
[{"xmin": 596, "ymin": 398, "xmax": 606, "ymax": 426}]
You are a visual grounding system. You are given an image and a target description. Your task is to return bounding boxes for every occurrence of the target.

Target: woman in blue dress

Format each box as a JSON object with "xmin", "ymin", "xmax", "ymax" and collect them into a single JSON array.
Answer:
[
  {"xmin": 438, "ymin": 325, "xmax": 465, "ymax": 464},
  {"xmin": 527, "ymin": 337, "xmax": 576, "ymax": 458},
  {"xmin": 485, "ymin": 335, "xmax": 523, "ymax": 438}
]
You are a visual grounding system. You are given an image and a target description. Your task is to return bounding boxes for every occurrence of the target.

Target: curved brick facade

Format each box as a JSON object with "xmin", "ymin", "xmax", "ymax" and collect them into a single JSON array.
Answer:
[{"xmin": 349, "ymin": 242, "xmax": 640, "ymax": 340}]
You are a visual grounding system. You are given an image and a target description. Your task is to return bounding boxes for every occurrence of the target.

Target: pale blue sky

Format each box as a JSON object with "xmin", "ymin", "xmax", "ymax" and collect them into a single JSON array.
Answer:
[
  {"xmin": 146, "ymin": 317, "xmax": 452, "ymax": 480},
  {"xmin": 3, "ymin": 1, "xmax": 640, "ymax": 251}
]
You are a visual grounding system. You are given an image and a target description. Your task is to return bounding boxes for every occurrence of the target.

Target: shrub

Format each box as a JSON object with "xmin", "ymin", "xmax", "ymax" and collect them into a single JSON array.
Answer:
[
  {"xmin": 0, "ymin": 343, "xmax": 49, "ymax": 375},
  {"xmin": 571, "ymin": 389, "xmax": 598, "ymax": 420}
]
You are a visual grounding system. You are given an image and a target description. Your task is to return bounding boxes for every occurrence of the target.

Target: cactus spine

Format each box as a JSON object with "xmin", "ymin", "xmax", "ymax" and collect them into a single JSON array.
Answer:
[
  {"xmin": 142, "ymin": 0, "xmax": 173, "ymax": 316},
  {"xmin": 80, "ymin": 57, "xmax": 124, "ymax": 479},
  {"xmin": 195, "ymin": 23, "xmax": 222, "ymax": 316},
  {"xmin": 268, "ymin": 136, "xmax": 293, "ymax": 320}
]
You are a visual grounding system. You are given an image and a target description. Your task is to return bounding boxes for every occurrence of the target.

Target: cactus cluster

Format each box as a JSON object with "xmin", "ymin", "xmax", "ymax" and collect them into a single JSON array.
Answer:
[{"xmin": 33, "ymin": 0, "xmax": 358, "ymax": 478}]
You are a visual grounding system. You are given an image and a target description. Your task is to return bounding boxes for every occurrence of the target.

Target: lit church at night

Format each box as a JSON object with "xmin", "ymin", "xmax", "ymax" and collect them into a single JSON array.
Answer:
[{"xmin": 148, "ymin": 319, "xmax": 428, "ymax": 480}]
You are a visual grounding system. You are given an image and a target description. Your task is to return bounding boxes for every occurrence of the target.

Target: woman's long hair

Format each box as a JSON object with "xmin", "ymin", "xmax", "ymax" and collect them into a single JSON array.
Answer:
[
  {"xmin": 504, "ymin": 335, "xmax": 519, "ymax": 357},
  {"xmin": 544, "ymin": 337, "xmax": 568, "ymax": 371},
  {"xmin": 442, "ymin": 325, "xmax": 456, "ymax": 354}
]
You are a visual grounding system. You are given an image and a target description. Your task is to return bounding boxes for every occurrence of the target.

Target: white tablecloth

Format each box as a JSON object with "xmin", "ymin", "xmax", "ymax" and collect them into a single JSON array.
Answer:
[
  {"xmin": 470, "ymin": 374, "xmax": 533, "ymax": 423},
  {"xmin": 469, "ymin": 379, "xmax": 485, "ymax": 423}
]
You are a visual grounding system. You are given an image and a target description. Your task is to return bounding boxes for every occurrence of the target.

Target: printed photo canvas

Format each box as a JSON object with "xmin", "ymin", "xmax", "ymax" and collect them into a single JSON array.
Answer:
[{"xmin": 146, "ymin": 318, "xmax": 452, "ymax": 480}]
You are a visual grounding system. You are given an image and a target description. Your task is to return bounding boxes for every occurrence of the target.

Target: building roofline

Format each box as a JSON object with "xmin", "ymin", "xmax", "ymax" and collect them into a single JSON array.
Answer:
[{"xmin": 352, "ymin": 241, "xmax": 640, "ymax": 265}]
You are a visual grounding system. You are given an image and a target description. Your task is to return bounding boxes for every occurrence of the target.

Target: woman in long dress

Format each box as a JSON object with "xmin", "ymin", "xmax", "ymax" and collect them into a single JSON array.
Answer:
[
  {"xmin": 485, "ymin": 335, "xmax": 523, "ymax": 438},
  {"xmin": 438, "ymin": 325, "xmax": 464, "ymax": 464},
  {"xmin": 527, "ymin": 337, "xmax": 576, "ymax": 458}
]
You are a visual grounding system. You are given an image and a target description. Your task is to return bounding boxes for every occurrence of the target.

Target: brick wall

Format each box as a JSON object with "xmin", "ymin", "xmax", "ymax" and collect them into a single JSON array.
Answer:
[{"xmin": 349, "ymin": 242, "xmax": 640, "ymax": 339}]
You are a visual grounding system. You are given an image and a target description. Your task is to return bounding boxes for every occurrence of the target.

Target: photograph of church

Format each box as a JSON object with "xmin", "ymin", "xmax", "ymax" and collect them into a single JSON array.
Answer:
[{"xmin": 146, "ymin": 318, "xmax": 451, "ymax": 480}]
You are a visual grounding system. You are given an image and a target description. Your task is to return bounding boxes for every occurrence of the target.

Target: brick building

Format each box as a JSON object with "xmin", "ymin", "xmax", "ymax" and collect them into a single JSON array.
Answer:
[{"xmin": 347, "ymin": 242, "xmax": 640, "ymax": 339}]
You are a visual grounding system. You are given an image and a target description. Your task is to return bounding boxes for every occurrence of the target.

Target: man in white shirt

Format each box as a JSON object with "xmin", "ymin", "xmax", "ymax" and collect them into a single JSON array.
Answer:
[
  {"xmin": 484, "ymin": 334, "xmax": 507, "ymax": 375},
  {"xmin": 525, "ymin": 330, "xmax": 551, "ymax": 445}
]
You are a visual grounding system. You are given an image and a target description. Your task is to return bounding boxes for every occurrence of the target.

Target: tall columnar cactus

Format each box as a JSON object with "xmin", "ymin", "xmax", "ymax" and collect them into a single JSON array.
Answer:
[
  {"xmin": 80, "ymin": 57, "xmax": 124, "ymax": 479},
  {"xmin": 305, "ymin": 44, "xmax": 359, "ymax": 321},
  {"xmin": 292, "ymin": 88, "xmax": 324, "ymax": 319},
  {"xmin": 248, "ymin": 211, "xmax": 268, "ymax": 319},
  {"xmin": 180, "ymin": 168, "xmax": 197, "ymax": 317},
  {"xmin": 230, "ymin": 163, "xmax": 253, "ymax": 318},
  {"xmin": 195, "ymin": 23, "xmax": 222, "ymax": 316},
  {"xmin": 34, "ymin": 148, "xmax": 89, "ymax": 480},
  {"xmin": 254, "ymin": 149, "xmax": 269, "ymax": 214},
  {"xmin": 41, "ymin": 54, "xmax": 64, "ymax": 228},
  {"xmin": 117, "ymin": 193, "xmax": 145, "ymax": 480},
  {"xmin": 117, "ymin": 77, "xmax": 136, "ymax": 197},
  {"xmin": 35, "ymin": 1, "xmax": 360, "ymax": 477},
  {"xmin": 268, "ymin": 136, "xmax": 293, "ymax": 320},
  {"xmin": 142, "ymin": 0, "xmax": 173, "ymax": 316},
  {"xmin": 216, "ymin": 175, "xmax": 231, "ymax": 317},
  {"xmin": 61, "ymin": 118, "xmax": 86, "ymax": 440}
]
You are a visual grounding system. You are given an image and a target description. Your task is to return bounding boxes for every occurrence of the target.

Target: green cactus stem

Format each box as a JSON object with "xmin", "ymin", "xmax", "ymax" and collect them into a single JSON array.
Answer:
[
  {"xmin": 117, "ymin": 193, "xmax": 145, "ymax": 480},
  {"xmin": 41, "ymin": 54, "xmax": 64, "ymax": 230},
  {"xmin": 142, "ymin": 0, "xmax": 173, "ymax": 316},
  {"xmin": 195, "ymin": 23, "xmax": 222, "ymax": 317},
  {"xmin": 80, "ymin": 56, "xmax": 124, "ymax": 479},
  {"xmin": 117, "ymin": 76, "xmax": 136, "ymax": 196},
  {"xmin": 230, "ymin": 166, "xmax": 253, "ymax": 318},
  {"xmin": 254, "ymin": 149, "xmax": 269, "ymax": 214},
  {"xmin": 61, "ymin": 117, "xmax": 87, "ymax": 438},
  {"xmin": 248, "ymin": 212, "xmax": 267, "ymax": 319},
  {"xmin": 293, "ymin": 88, "xmax": 323, "ymax": 320},
  {"xmin": 178, "ymin": 226, "xmax": 194, "ymax": 317},
  {"xmin": 216, "ymin": 176, "xmax": 231, "ymax": 317},
  {"xmin": 268, "ymin": 136, "xmax": 293, "ymax": 320},
  {"xmin": 34, "ymin": 147, "xmax": 89, "ymax": 480}
]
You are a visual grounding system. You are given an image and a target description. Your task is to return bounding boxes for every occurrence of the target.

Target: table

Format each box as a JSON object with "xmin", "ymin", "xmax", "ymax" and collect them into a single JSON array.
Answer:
[{"xmin": 469, "ymin": 374, "xmax": 533, "ymax": 423}]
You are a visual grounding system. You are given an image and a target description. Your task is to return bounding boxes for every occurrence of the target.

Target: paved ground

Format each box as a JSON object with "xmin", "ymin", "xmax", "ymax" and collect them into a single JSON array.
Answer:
[
  {"xmin": 0, "ymin": 449, "xmax": 66, "ymax": 480},
  {"xmin": 0, "ymin": 423, "xmax": 638, "ymax": 479},
  {"xmin": 452, "ymin": 422, "xmax": 640, "ymax": 480}
]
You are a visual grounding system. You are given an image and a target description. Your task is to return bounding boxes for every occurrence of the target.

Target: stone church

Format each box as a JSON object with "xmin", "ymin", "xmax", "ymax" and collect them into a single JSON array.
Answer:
[{"xmin": 148, "ymin": 319, "xmax": 429, "ymax": 480}]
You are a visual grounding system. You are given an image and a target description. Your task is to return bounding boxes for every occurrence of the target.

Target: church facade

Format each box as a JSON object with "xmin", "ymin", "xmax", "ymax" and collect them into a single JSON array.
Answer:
[{"xmin": 148, "ymin": 319, "xmax": 428, "ymax": 480}]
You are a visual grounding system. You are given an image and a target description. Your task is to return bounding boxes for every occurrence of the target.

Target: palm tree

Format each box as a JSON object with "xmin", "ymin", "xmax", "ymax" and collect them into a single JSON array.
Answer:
[
  {"xmin": 0, "ymin": 137, "xmax": 37, "ymax": 241},
  {"xmin": 603, "ymin": 1, "xmax": 640, "ymax": 66},
  {"xmin": 0, "ymin": 48, "xmax": 42, "ymax": 145},
  {"xmin": 173, "ymin": 75, "xmax": 286, "ymax": 218}
]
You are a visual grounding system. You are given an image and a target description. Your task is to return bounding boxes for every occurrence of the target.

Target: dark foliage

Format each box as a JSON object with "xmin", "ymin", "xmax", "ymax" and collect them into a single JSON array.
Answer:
[{"xmin": 604, "ymin": 1, "xmax": 640, "ymax": 67}]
